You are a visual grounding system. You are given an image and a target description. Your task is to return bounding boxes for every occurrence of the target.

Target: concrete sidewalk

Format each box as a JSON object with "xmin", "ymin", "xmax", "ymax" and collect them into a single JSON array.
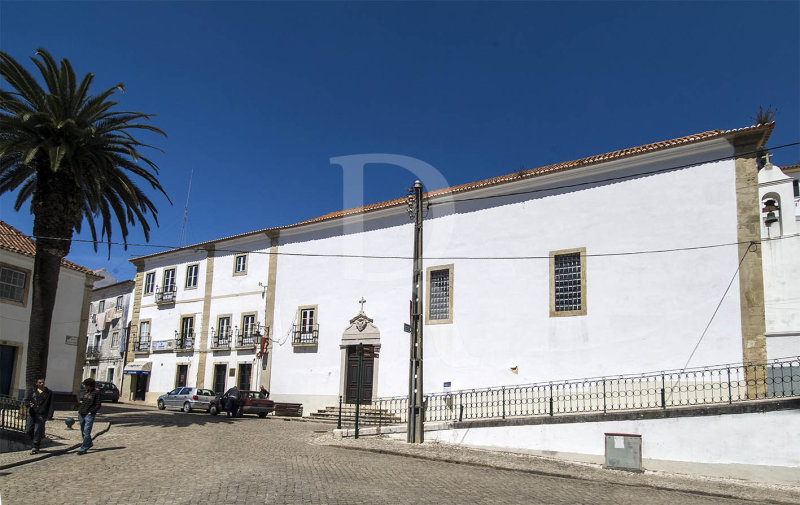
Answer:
[
  {"xmin": 319, "ymin": 428, "xmax": 800, "ymax": 505},
  {"xmin": 0, "ymin": 411, "xmax": 111, "ymax": 470}
]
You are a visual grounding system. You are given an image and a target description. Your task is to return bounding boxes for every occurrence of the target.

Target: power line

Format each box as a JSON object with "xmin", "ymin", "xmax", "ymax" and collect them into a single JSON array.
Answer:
[
  {"xmin": 681, "ymin": 242, "xmax": 754, "ymax": 371},
  {"xmin": 1, "ymin": 231, "xmax": 799, "ymax": 261}
]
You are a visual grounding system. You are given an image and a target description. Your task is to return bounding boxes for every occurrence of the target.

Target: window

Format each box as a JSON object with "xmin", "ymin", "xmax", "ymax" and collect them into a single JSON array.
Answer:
[
  {"xmin": 185, "ymin": 264, "xmax": 199, "ymax": 288},
  {"xmin": 233, "ymin": 254, "xmax": 247, "ymax": 275},
  {"xmin": 98, "ymin": 300, "xmax": 105, "ymax": 312},
  {"xmin": 115, "ymin": 296, "xmax": 123, "ymax": 311},
  {"xmin": 293, "ymin": 305, "xmax": 318, "ymax": 345},
  {"xmin": 214, "ymin": 316, "xmax": 231, "ymax": 348},
  {"xmin": 175, "ymin": 364, "xmax": 188, "ymax": 388},
  {"xmin": 550, "ymin": 248, "xmax": 587, "ymax": 317},
  {"xmin": 137, "ymin": 320, "xmax": 151, "ymax": 352},
  {"xmin": 106, "ymin": 368, "xmax": 115, "ymax": 382},
  {"xmin": 0, "ymin": 265, "xmax": 28, "ymax": 304},
  {"xmin": 111, "ymin": 331, "xmax": 120, "ymax": 348},
  {"xmin": 163, "ymin": 268, "xmax": 176, "ymax": 290},
  {"xmin": 426, "ymin": 265, "xmax": 454, "ymax": 324},
  {"xmin": 144, "ymin": 272, "xmax": 155, "ymax": 295},
  {"xmin": 90, "ymin": 368, "xmax": 97, "ymax": 379},
  {"xmin": 179, "ymin": 316, "xmax": 194, "ymax": 349},
  {"xmin": 239, "ymin": 313, "xmax": 257, "ymax": 346}
]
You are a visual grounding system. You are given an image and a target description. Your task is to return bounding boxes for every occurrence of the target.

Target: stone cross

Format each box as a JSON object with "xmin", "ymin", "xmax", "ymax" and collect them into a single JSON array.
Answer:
[{"xmin": 359, "ymin": 297, "xmax": 366, "ymax": 312}]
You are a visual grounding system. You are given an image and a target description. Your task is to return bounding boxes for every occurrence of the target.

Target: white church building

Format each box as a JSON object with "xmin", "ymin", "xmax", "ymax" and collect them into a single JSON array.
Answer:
[{"xmin": 121, "ymin": 123, "xmax": 799, "ymax": 418}]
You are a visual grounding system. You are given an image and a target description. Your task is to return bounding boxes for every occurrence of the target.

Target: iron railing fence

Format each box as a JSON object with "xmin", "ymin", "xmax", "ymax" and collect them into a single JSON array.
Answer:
[
  {"xmin": 85, "ymin": 346, "xmax": 100, "ymax": 359},
  {"xmin": 155, "ymin": 285, "xmax": 176, "ymax": 304},
  {"xmin": 369, "ymin": 356, "xmax": 800, "ymax": 425},
  {"xmin": 0, "ymin": 395, "xmax": 25, "ymax": 432},
  {"xmin": 135, "ymin": 336, "xmax": 150, "ymax": 352},
  {"xmin": 292, "ymin": 324, "xmax": 319, "ymax": 346},
  {"xmin": 212, "ymin": 331, "xmax": 232, "ymax": 348},
  {"xmin": 236, "ymin": 331, "xmax": 259, "ymax": 347}
]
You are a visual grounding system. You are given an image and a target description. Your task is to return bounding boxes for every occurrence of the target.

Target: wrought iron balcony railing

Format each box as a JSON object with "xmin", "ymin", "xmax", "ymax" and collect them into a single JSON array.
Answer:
[
  {"xmin": 135, "ymin": 336, "xmax": 151, "ymax": 352},
  {"xmin": 85, "ymin": 346, "xmax": 100, "ymax": 360},
  {"xmin": 292, "ymin": 324, "xmax": 319, "ymax": 346},
  {"xmin": 155, "ymin": 285, "xmax": 176, "ymax": 304},
  {"xmin": 212, "ymin": 330, "xmax": 232, "ymax": 349},
  {"xmin": 236, "ymin": 330, "xmax": 260, "ymax": 348},
  {"xmin": 174, "ymin": 332, "xmax": 194, "ymax": 351}
]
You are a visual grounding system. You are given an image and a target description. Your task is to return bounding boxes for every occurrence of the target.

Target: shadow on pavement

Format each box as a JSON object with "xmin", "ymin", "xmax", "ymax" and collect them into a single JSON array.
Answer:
[{"xmin": 94, "ymin": 403, "xmax": 270, "ymax": 429}]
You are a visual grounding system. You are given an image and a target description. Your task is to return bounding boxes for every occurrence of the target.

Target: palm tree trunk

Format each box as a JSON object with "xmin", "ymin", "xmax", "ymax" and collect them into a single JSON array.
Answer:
[
  {"xmin": 25, "ymin": 245, "xmax": 64, "ymax": 397},
  {"xmin": 25, "ymin": 168, "xmax": 79, "ymax": 397}
]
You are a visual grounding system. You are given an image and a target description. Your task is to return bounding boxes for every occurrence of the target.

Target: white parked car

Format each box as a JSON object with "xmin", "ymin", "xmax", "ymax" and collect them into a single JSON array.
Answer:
[{"xmin": 157, "ymin": 387, "xmax": 216, "ymax": 412}]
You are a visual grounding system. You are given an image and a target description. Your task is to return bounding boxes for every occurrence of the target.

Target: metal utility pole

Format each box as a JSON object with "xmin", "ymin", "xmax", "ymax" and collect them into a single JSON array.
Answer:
[{"xmin": 407, "ymin": 180, "xmax": 424, "ymax": 443}]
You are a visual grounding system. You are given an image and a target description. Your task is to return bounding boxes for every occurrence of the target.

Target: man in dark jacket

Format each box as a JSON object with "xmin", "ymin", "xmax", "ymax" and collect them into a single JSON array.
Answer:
[
  {"xmin": 24, "ymin": 378, "xmax": 52, "ymax": 455},
  {"xmin": 77, "ymin": 378, "xmax": 101, "ymax": 455},
  {"xmin": 224, "ymin": 386, "xmax": 239, "ymax": 418}
]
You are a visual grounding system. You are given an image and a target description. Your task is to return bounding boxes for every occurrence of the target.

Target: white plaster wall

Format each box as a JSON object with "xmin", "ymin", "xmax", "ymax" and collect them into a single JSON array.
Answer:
[
  {"xmin": 422, "ymin": 410, "xmax": 800, "ymax": 468},
  {"xmin": 0, "ymin": 250, "xmax": 89, "ymax": 396},
  {"xmin": 269, "ymin": 215, "xmax": 413, "ymax": 412},
  {"xmin": 270, "ymin": 145, "xmax": 745, "ymax": 409},
  {"xmin": 760, "ymin": 164, "xmax": 800, "ymax": 360}
]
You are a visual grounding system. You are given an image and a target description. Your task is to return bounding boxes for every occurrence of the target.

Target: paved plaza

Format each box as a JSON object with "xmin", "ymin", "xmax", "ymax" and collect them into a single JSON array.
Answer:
[{"xmin": 1, "ymin": 404, "xmax": 798, "ymax": 505}]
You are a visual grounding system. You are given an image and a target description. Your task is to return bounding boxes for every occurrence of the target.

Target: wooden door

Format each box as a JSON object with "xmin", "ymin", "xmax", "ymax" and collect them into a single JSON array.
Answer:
[{"xmin": 345, "ymin": 345, "xmax": 374, "ymax": 404}]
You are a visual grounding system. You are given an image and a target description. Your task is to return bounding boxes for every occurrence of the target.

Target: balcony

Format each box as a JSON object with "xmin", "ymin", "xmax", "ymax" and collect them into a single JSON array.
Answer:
[
  {"xmin": 236, "ymin": 330, "xmax": 260, "ymax": 349},
  {"xmin": 155, "ymin": 285, "xmax": 176, "ymax": 305},
  {"xmin": 211, "ymin": 330, "xmax": 232, "ymax": 349},
  {"xmin": 174, "ymin": 332, "xmax": 194, "ymax": 351},
  {"xmin": 292, "ymin": 324, "xmax": 319, "ymax": 346},
  {"xmin": 85, "ymin": 346, "xmax": 100, "ymax": 360},
  {"xmin": 134, "ymin": 336, "xmax": 151, "ymax": 353}
]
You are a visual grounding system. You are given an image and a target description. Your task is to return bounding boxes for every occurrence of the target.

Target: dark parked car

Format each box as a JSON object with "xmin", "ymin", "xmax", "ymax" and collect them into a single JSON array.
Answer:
[
  {"xmin": 209, "ymin": 390, "xmax": 274, "ymax": 418},
  {"xmin": 95, "ymin": 381, "xmax": 120, "ymax": 402}
]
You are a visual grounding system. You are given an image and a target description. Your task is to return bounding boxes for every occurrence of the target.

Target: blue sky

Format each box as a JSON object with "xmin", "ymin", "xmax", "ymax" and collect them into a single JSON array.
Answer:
[{"xmin": 1, "ymin": 1, "xmax": 798, "ymax": 280}]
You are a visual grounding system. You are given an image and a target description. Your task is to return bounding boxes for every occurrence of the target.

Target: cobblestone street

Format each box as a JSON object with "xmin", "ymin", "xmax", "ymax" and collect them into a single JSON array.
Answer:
[{"xmin": 0, "ymin": 404, "xmax": 795, "ymax": 505}]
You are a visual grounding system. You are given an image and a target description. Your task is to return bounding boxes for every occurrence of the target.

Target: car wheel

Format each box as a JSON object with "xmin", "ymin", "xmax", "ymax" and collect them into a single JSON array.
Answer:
[
  {"xmin": 258, "ymin": 412, "xmax": 267, "ymax": 418},
  {"xmin": 157, "ymin": 400, "xmax": 165, "ymax": 410},
  {"xmin": 112, "ymin": 398, "xmax": 119, "ymax": 403},
  {"xmin": 209, "ymin": 404, "xmax": 218, "ymax": 416},
  {"xmin": 182, "ymin": 402, "xmax": 192, "ymax": 413}
]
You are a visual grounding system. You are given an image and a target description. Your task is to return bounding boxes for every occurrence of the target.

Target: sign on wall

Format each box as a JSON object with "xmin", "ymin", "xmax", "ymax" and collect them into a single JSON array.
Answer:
[
  {"xmin": 151, "ymin": 340, "xmax": 168, "ymax": 351},
  {"xmin": 65, "ymin": 335, "xmax": 78, "ymax": 346}
]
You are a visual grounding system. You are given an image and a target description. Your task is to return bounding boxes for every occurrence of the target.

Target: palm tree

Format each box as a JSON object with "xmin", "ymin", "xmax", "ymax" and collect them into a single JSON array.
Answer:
[{"xmin": 0, "ymin": 49, "xmax": 169, "ymax": 396}]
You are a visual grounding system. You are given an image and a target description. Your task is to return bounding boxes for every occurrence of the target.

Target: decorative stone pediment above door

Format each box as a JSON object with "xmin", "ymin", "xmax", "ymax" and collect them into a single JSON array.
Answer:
[{"xmin": 341, "ymin": 297, "xmax": 380, "ymax": 346}]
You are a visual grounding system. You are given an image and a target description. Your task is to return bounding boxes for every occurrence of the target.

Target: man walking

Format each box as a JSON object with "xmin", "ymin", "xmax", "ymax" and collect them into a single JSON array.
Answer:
[
  {"xmin": 77, "ymin": 378, "xmax": 101, "ymax": 455},
  {"xmin": 24, "ymin": 378, "xmax": 52, "ymax": 455}
]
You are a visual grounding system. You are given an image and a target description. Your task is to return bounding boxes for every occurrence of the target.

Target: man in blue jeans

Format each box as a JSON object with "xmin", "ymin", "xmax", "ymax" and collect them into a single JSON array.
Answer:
[{"xmin": 77, "ymin": 378, "xmax": 101, "ymax": 455}]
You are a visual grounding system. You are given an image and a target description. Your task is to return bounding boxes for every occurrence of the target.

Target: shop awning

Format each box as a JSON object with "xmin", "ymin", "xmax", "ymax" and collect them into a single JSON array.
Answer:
[{"xmin": 123, "ymin": 361, "xmax": 152, "ymax": 375}]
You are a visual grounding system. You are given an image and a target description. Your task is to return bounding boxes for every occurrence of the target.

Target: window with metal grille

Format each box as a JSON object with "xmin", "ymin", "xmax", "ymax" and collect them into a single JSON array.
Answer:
[
  {"xmin": 553, "ymin": 252, "xmax": 582, "ymax": 312},
  {"xmin": 429, "ymin": 269, "xmax": 450, "ymax": 320},
  {"xmin": 0, "ymin": 266, "xmax": 26, "ymax": 303}
]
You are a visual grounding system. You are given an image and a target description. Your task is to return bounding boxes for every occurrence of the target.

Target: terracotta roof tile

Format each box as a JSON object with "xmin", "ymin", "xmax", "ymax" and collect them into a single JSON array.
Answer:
[
  {"xmin": 131, "ymin": 123, "xmax": 774, "ymax": 262},
  {"xmin": 0, "ymin": 220, "xmax": 98, "ymax": 276}
]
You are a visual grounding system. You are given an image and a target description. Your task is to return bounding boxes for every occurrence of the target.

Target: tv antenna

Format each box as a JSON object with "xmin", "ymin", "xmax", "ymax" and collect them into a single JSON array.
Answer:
[{"xmin": 179, "ymin": 168, "xmax": 194, "ymax": 246}]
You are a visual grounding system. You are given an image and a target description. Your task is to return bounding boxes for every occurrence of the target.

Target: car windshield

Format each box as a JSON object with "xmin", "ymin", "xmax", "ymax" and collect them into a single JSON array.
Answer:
[{"xmin": 168, "ymin": 388, "xmax": 180, "ymax": 395}]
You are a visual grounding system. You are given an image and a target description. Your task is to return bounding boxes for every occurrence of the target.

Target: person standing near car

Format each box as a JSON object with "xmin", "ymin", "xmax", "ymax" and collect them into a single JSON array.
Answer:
[
  {"xmin": 24, "ymin": 378, "xmax": 52, "ymax": 455},
  {"xmin": 224, "ymin": 386, "xmax": 239, "ymax": 417},
  {"xmin": 77, "ymin": 378, "xmax": 101, "ymax": 455}
]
